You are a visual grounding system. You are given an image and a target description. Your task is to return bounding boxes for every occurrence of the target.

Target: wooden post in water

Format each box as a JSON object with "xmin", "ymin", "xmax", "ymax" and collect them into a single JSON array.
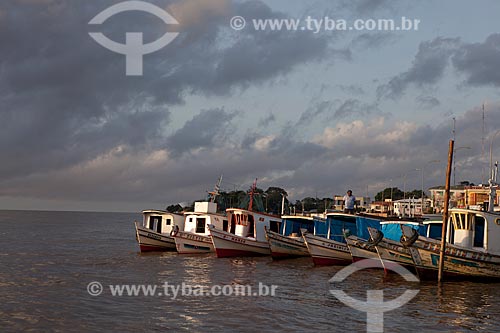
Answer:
[{"xmin": 438, "ymin": 140, "xmax": 454, "ymax": 282}]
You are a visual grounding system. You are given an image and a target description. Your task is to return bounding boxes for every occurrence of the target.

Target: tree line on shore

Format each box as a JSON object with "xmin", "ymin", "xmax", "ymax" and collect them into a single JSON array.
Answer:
[{"xmin": 166, "ymin": 186, "xmax": 426, "ymax": 214}]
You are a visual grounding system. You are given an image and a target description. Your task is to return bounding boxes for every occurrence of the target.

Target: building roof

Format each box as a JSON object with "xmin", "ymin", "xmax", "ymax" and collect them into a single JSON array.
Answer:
[{"xmin": 428, "ymin": 185, "xmax": 466, "ymax": 191}]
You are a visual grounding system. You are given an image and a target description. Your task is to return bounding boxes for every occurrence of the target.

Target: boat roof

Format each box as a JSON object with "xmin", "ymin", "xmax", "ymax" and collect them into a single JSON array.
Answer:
[
  {"xmin": 423, "ymin": 220, "xmax": 442, "ymax": 225},
  {"xmin": 226, "ymin": 208, "xmax": 281, "ymax": 218},
  {"xmin": 281, "ymin": 215, "xmax": 314, "ymax": 220},
  {"xmin": 380, "ymin": 220, "xmax": 421, "ymax": 225},
  {"xmin": 183, "ymin": 211, "xmax": 226, "ymax": 217},
  {"xmin": 449, "ymin": 207, "xmax": 500, "ymax": 217},
  {"xmin": 141, "ymin": 209, "xmax": 183, "ymax": 216},
  {"xmin": 326, "ymin": 212, "xmax": 358, "ymax": 218}
]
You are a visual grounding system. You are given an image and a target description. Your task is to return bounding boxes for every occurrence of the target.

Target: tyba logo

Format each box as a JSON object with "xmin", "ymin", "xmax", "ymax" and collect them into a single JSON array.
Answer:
[
  {"xmin": 329, "ymin": 259, "xmax": 419, "ymax": 333},
  {"xmin": 88, "ymin": 1, "xmax": 179, "ymax": 76}
]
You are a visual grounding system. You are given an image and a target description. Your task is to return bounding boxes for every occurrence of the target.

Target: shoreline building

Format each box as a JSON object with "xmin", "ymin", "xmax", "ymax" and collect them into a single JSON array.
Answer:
[{"xmin": 429, "ymin": 185, "xmax": 500, "ymax": 212}]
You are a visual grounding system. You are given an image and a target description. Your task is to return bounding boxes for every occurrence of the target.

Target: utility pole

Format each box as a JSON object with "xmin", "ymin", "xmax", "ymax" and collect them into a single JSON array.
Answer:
[
  {"xmin": 452, "ymin": 117, "xmax": 456, "ymax": 186},
  {"xmin": 438, "ymin": 140, "xmax": 454, "ymax": 282}
]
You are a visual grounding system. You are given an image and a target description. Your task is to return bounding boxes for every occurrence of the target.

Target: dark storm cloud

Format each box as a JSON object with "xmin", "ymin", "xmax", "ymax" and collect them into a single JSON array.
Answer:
[
  {"xmin": 257, "ymin": 113, "xmax": 276, "ymax": 127},
  {"xmin": 337, "ymin": 84, "xmax": 366, "ymax": 95},
  {"xmin": 3, "ymin": 104, "xmax": 500, "ymax": 207},
  {"xmin": 298, "ymin": 100, "xmax": 334, "ymax": 124},
  {"xmin": 416, "ymin": 95, "xmax": 440, "ymax": 109},
  {"xmin": 351, "ymin": 32, "xmax": 398, "ymax": 50},
  {"xmin": 377, "ymin": 34, "xmax": 500, "ymax": 100},
  {"xmin": 452, "ymin": 33, "xmax": 500, "ymax": 87},
  {"xmin": 333, "ymin": 98, "xmax": 378, "ymax": 119},
  {"xmin": 167, "ymin": 108, "xmax": 238, "ymax": 155},
  {"xmin": 3, "ymin": 1, "xmax": 500, "ymax": 210},
  {"xmin": 338, "ymin": 0, "xmax": 392, "ymax": 15},
  {"xmin": 377, "ymin": 37, "xmax": 461, "ymax": 99},
  {"xmin": 0, "ymin": 0, "xmax": 330, "ymax": 183},
  {"xmin": 297, "ymin": 98, "xmax": 378, "ymax": 125}
]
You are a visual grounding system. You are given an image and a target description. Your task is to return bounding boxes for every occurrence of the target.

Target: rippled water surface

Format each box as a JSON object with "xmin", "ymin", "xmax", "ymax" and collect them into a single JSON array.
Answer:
[{"xmin": 1, "ymin": 210, "xmax": 499, "ymax": 332}]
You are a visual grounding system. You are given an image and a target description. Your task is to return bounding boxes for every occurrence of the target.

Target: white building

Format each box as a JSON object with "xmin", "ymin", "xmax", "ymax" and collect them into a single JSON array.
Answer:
[
  {"xmin": 333, "ymin": 195, "xmax": 371, "ymax": 212},
  {"xmin": 393, "ymin": 198, "xmax": 430, "ymax": 217}
]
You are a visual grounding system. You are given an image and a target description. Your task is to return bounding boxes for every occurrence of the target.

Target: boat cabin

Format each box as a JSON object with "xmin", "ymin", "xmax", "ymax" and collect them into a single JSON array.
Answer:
[
  {"xmin": 183, "ymin": 213, "xmax": 227, "ymax": 235},
  {"xmin": 380, "ymin": 220, "xmax": 424, "ymax": 242},
  {"xmin": 280, "ymin": 215, "xmax": 315, "ymax": 237},
  {"xmin": 314, "ymin": 213, "xmax": 381, "ymax": 242},
  {"xmin": 226, "ymin": 208, "xmax": 281, "ymax": 241},
  {"xmin": 141, "ymin": 210, "xmax": 185, "ymax": 235},
  {"xmin": 449, "ymin": 208, "xmax": 500, "ymax": 254},
  {"xmin": 183, "ymin": 201, "xmax": 228, "ymax": 235}
]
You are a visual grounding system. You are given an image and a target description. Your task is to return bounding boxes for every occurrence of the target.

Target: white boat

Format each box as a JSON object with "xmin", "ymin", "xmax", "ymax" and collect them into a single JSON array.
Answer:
[
  {"xmin": 265, "ymin": 215, "xmax": 316, "ymax": 259},
  {"xmin": 209, "ymin": 208, "xmax": 282, "ymax": 257},
  {"xmin": 401, "ymin": 208, "xmax": 500, "ymax": 280},
  {"xmin": 302, "ymin": 213, "xmax": 356, "ymax": 265},
  {"xmin": 173, "ymin": 201, "xmax": 228, "ymax": 254},
  {"xmin": 134, "ymin": 210, "xmax": 185, "ymax": 252},
  {"xmin": 208, "ymin": 180, "xmax": 283, "ymax": 257}
]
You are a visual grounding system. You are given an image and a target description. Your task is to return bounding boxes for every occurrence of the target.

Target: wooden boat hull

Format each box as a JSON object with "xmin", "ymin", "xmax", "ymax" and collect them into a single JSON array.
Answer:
[
  {"xmin": 208, "ymin": 225, "xmax": 271, "ymax": 257},
  {"xmin": 135, "ymin": 222, "xmax": 176, "ymax": 252},
  {"xmin": 367, "ymin": 227, "xmax": 415, "ymax": 269},
  {"xmin": 265, "ymin": 229, "xmax": 309, "ymax": 259},
  {"xmin": 346, "ymin": 236, "xmax": 378, "ymax": 262},
  {"xmin": 302, "ymin": 233, "xmax": 352, "ymax": 266},
  {"xmin": 405, "ymin": 235, "xmax": 500, "ymax": 280},
  {"xmin": 173, "ymin": 231, "xmax": 214, "ymax": 254}
]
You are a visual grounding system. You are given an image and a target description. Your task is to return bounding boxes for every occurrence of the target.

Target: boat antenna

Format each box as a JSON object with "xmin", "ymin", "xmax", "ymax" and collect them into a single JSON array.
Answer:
[
  {"xmin": 248, "ymin": 178, "xmax": 258, "ymax": 211},
  {"xmin": 208, "ymin": 174, "xmax": 223, "ymax": 203},
  {"xmin": 482, "ymin": 103, "xmax": 486, "ymax": 184}
]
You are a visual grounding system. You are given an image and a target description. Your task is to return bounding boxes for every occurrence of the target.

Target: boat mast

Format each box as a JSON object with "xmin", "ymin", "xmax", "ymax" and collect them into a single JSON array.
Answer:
[
  {"xmin": 248, "ymin": 178, "xmax": 258, "ymax": 211},
  {"xmin": 488, "ymin": 128, "xmax": 500, "ymax": 212},
  {"xmin": 208, "ymin": 174, "xmax": 223, "ymax": 203},
  {"xmin": 482, "ymin": 103, "xmax": 486, "ymax": 184}
]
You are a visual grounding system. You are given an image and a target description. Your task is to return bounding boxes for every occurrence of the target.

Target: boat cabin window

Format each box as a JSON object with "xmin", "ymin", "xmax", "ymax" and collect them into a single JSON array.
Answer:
[
  {"xmin": 196, "ymin": 218, "xmax": 206, "ymax": 233},
  {"xmin": 236, "ymin": 214, "xmax": 248, "ymax": 226},
  {"xmin": 451, "ymin": 213, "xmax": 473, "ymax": 230},
  {"xmin": 166, "ymin": 218, "xmax": 172, "ymax": 226},
  {"xmin": 230, "ymin": 214, "xmax": 236, "ymax": 234},
  {"xmin": 247, "ymin": 215, "xmax": 255, "ymax": 237},
  {"xmin": 149, "ymin": 216, "xmax": 162, "ymax": 232},
  {"xmin": 496, "ymin": 219, "xmax": 500, "ymax": 226},
  {"xmin": 269, "ymin": 220, "xmax": 281, "ymax": 233},
  {"xmin": 427, "ymin": 223, "xmax": 442, "ymax": 239},
  {"xmin": 474, "ymin": 216, "xmax": 485, "ymax": 248},
  {"xmin": 223, "ymin": 219, "xmax": 228, "ymax": 232}
]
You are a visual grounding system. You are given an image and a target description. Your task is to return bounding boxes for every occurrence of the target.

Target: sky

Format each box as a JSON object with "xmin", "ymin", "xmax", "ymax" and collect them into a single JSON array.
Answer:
[{"xmin": 1, "ymin": 0, "xmax": 500, "ymax": 212}]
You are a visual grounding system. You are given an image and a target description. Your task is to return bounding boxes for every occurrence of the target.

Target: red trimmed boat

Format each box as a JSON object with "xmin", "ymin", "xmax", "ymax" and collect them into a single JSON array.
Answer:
[{"xmin": 208, "ymin": 180, "xmax": 282, "ymax": 257}]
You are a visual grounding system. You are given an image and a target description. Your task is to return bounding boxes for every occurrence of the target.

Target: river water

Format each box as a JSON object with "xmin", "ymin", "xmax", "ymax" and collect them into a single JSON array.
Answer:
[{"xmin": 1, "ymin": 210, "xmax": 499, "ymax": 332}]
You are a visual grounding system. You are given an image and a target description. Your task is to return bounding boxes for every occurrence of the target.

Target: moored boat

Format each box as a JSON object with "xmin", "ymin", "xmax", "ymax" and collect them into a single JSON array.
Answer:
[
  {"xmin": 209, "ymin": 208, "xmax": 282, "ymax": 257},
  {"xmin": 302, "ymin": 213, "xmax": 355, "ymax": 265},
  {"xmin": 401, "ymin": 208, "xmax": 500, "ymax": 280},
  {"xmin": 173, "ymin": 201, "xmax": 228, "ymax": 254},
  {"xmin": 367, "ymin": 216, "xmax": 442, "ymax": 270},
  {"xmin": 265, "ymin": 215, "xmax": 317, "ymax": 259},
  {"xmin": 208, "ymin": 180, "xmax": 282, "ymax": 257},
  {"xmin": 134, "ymin": 210, "xmax": 185, "ymax": 252},
  {"xmin": 303, "ymin": 214, "xmax": 381, "ymax": 265}
]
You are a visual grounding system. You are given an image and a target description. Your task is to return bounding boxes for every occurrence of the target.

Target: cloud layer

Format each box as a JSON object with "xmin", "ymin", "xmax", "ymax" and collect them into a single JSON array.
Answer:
[{"xmin": 1, "ymin": 1, "xmax": 499, "ymax": 211}]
